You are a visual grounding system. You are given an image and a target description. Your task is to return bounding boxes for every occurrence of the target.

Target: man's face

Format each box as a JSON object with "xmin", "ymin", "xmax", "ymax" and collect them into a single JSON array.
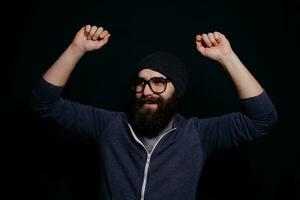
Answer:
[
  {"xmin": 135, "ymin": 68, "xmax": 175, "ymax": 107},
  {"xmin": 131, "ymin": 68, "xmax": 178, "ymax": 138}
]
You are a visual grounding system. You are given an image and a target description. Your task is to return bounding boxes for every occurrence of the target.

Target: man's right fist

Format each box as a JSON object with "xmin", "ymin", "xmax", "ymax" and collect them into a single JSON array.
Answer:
[{"xmin": 71, "ymin": 25, "xmax": 111, "ymax": 54}]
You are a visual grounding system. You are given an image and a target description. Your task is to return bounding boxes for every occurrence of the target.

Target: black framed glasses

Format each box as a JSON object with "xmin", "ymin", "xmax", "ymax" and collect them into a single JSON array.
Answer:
[{"xmin": 133, "ymin": 77, "xmax": 170, "ymax": 94}]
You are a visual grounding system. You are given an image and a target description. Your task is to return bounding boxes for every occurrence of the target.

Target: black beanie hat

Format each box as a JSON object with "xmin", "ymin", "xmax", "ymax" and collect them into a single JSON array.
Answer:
[{"xmin": 136, "ymin": 51, "xmax": 188, "ymax": 97}]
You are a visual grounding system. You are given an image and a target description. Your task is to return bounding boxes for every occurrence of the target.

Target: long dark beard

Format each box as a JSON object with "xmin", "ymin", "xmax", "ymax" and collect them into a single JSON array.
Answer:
[{"xmin": 129, "ymin": 92, "xmax": 178, "ymax": 138}]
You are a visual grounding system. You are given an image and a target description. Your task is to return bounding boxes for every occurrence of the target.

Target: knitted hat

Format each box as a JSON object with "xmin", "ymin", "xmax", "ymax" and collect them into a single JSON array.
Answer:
[{"xmin": 136, "ymin": 51, "xmax": 188, "ymax": 97}]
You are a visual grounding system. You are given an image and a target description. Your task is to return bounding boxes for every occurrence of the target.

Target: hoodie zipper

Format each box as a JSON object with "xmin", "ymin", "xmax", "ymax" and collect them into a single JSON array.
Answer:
[{"xmin": 127, "ymin": 124, "xmax": 176, "ymax": 200}]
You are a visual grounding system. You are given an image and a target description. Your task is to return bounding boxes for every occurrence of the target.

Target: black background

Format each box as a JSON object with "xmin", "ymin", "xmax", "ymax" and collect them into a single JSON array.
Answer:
[{"xmin": 2, "ymin": 0, "xmax": 299, "ymax": 199}]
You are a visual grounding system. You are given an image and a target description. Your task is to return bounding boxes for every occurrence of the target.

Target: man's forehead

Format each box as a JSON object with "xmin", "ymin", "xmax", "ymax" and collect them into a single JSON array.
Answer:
[{"xmin": 137, "ymin": 68, "xmax": 167, "ymax": 79}]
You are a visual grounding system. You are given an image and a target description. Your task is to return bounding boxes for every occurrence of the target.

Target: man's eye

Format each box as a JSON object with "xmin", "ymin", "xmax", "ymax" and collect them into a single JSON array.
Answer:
[
  {"xmin": 136, "ymin": 79, "xmax": 145, "ymax": 85},
  {"xmin": 152, "ymin": 78, "xmax": 165, "ymax": 84}
]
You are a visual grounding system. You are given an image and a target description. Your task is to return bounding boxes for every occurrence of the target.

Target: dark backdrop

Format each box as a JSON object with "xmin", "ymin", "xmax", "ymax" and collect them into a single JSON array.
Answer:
[{"xmin": 2, "ymin": 0, "xmax": 299, "ymax": 199}]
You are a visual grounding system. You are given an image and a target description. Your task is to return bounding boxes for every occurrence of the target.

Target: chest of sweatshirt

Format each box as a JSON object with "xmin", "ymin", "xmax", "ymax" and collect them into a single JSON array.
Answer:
[
  {"xmin": 96, "ymin": 114, "xmax": 207, "ymax": 199},
  {"xmin": 99, "ymin": 114, "xmax": 206, "ymax": 161}
]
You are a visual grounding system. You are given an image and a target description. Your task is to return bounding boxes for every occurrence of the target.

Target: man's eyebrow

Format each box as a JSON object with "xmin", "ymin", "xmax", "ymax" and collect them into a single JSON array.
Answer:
[{"xmin": 137, "ymin": 76, "xmax": 166, "ymax": 80}]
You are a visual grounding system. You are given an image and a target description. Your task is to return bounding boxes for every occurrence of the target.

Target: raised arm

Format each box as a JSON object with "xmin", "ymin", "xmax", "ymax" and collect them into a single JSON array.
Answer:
[
  {"xmin": 194, "ymin": 32, "xmax": 278, "ymax": 154},
  {"xmin": 30, "ymin": 25, "xmax": 116, "ymax": 141},
  {"xmin": 43, "ymin": 25, "xmax": 111, "ymax": 86},
  {"xmin": 195, "ymin": 32, "xmax": 263, "ymax": 99}
]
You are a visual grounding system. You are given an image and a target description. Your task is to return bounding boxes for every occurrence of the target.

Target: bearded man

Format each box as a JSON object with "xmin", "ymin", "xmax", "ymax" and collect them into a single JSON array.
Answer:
[{"xmin": 30, "ymin": 25, "xmax": 278, "ymax": 200}]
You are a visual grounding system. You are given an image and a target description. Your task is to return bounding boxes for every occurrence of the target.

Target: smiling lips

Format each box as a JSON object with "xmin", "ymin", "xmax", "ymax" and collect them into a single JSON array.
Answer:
[
  {"xmin": 143, "ymin": 102, "xmax": 158, "ymax": 109},
  {"xmin": 144, "ymin": 102, "xmax": 157, "ymax": 104}
]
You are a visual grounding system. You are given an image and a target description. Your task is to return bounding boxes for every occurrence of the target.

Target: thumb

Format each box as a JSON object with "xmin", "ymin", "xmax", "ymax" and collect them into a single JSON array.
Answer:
[{"xmin": 196, "ymin": 45, "xmax": 206, "ymax": 55}]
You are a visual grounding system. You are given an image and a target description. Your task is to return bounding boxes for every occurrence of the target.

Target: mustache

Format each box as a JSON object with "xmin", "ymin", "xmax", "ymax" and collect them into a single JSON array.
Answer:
[{"xmin": 137, "ymin": 96, "xmax": 163, "ymax": 105}]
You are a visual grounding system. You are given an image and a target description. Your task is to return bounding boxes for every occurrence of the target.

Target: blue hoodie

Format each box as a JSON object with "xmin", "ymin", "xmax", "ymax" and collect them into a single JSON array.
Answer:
[{"xmin": 30, "ymin": 78, "xmax": 278, "ymax": 200}]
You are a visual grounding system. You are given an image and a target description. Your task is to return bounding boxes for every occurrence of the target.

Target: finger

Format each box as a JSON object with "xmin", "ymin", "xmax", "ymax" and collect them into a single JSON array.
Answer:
[
  {"xmin": 208, "ymin": 32, "xmax": 217, "ymax": 46},
  {"xmin": 102, "ymin": 33, "xmax": 111, "ymax": 44},
  {"xmin": 84, "ymin": 25, "xmax": 91, "ymax": 36},
  {"xmin": 96, "ymin": 34, "xmax": 111, "ymax": 48},
  {"xmin": 100, "ymin": 30, "xmax": 109, "ymax": 39},
  {"xmin": 202, "ymin": 34, "xmax": 212, "ymax": 47},
  {"xmin": 92, "ymin": 27, "xmax": 104, "ymax": 40},
  {"xmin": 195, "ymin": 35, "xmax": 206, "ymax": 54},
  {"xmin": 195, "ymin": 35, "xmax": 203, "ymax": 47},
  {"xmin": 195, "ymin": 34, "xmax": 204, "ymax": 46},
  {"xmin": 87, "ymin": 26, "xmax": 97, "ymax": 40},
  {"xmin": 195, "ymin": 34, "xmax": 202, "ymax": 42},
  {"xmin": 214, "ymin": 32, "xmax": 223, "ymax": 43}
]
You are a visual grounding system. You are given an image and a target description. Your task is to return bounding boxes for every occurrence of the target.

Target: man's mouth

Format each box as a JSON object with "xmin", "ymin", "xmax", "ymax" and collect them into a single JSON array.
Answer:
[
  {"xmin": 142, "ymin": 102, "xmax": 158, "ymax": 109},
  {"xmin": 137, "ymin": 97, "xmax": 161, "ymax": 108}
]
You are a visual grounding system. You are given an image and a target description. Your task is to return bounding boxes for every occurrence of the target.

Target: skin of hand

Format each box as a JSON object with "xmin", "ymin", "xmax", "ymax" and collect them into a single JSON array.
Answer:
[
  {"xmin": 195, "ymin": 32, "xmax": 263, "ymax": 98},
  {"xmin": 195, "ymin": 32, "xmax": 233, "ymax": 63},
  {"xmin": 42, "ymin": 25, "xmax": 111, "ymax": 86},
  {"xmin": 70, "ymin": 25, "xmax": 111, "ymax": 55}
]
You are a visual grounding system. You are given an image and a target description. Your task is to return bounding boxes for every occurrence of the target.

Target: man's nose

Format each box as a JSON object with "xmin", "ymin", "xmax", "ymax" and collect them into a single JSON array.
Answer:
[{"xmin": 143, "ymin": 83, "xmax": 153, "ymax": 96}]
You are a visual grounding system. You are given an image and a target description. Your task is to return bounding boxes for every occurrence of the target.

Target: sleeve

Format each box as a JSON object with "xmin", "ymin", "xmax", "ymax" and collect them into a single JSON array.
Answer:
[
  {"xmin": 29, "ymin": 78, "xmax": 119, "ymax": 142},
  {"xmin": 194, "ymin": 90, "xmax": 278, "ymax": 155}
]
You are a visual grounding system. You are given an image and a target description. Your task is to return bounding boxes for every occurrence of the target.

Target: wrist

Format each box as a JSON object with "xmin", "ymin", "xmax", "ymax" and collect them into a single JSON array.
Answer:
[
  {"xmin": 218, "ymin": 51, "xmax": 238, "ymax": 67},
  {"xmin": 68, "ymin": 43, "xmax": 86, "ymax": 58}
]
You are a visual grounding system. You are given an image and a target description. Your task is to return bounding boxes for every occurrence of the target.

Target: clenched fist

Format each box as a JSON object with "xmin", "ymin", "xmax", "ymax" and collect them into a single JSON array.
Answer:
[
  {"xmin": 195, "ymin": 32, "xmax": 233, "ymax": 62},
  {"xmin": 71, "ymin": 25, "xmax": 111, "ymax": 54}
]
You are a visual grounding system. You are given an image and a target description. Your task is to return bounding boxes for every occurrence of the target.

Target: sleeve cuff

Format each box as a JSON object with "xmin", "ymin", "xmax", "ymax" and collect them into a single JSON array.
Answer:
[
  {"xmin": 31, "ymin": 78, "xmax": 64, "ymax": 102},
  {"xmin": 240, "ymin": 90, "xmax": 276, "ymax": 117}
]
